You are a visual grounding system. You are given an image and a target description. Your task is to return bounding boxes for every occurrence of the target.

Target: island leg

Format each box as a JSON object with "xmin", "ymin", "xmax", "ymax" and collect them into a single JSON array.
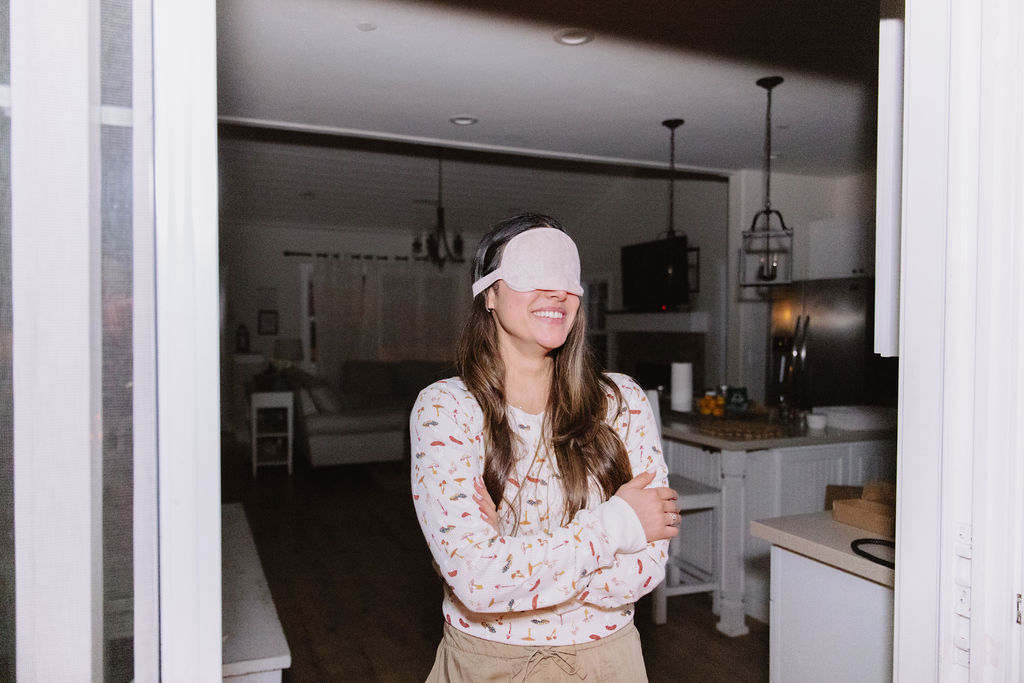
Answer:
[{"xmin": 716, "ymin": 448, "xmax": 750, "ymax": 636}]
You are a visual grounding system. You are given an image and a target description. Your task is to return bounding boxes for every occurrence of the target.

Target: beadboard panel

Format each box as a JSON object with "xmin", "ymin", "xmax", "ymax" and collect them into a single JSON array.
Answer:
[
  {"xmin": 664, "ymin": 436, "xmax": 896, "ymax": 624},
  {"xmin": 664, "ymin": 441, "xmax": 720, "ymax": 574}
]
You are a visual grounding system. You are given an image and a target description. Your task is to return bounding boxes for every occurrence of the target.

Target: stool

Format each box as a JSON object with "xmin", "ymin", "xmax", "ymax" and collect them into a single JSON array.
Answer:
[{"xmin": 645, "ymin": 390, "xmax": 721, "ymax": 625}]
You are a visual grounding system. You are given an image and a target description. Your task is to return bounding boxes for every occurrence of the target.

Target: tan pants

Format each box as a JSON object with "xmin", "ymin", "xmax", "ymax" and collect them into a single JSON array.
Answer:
[{"xmin": 426, "ymin": 621, "xmax": 649, "ymax": 682}]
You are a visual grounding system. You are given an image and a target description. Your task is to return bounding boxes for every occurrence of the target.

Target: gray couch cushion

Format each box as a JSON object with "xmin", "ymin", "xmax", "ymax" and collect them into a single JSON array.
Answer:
[
  {"xmin": 341, "ymin": 361, "xmax": 394, "ymax": 396},
  {"xmin": 392, "ymin": 360, "xmax": 455, "ymax": 397},
  {"xmin": 303, "ymin": 408, "xmax": 407, "ymax": 436}
]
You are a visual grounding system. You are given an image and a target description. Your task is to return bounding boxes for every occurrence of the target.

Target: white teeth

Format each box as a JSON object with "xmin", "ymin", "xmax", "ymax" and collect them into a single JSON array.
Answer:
[{"xmin": 533, "ymin": 310, "xmax": 564, "ymax": 319}]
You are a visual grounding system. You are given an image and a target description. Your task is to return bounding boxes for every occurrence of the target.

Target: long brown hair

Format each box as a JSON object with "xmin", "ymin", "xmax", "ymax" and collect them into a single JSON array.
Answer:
[{"xmin": 456, "ymin": 214, "xmax": 633, "ymax": 529}]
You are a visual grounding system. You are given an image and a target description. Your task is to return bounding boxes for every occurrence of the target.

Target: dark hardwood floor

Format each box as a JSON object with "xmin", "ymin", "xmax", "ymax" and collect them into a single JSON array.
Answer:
[{"xmin": 223, "ymin": 443, "xmax": 768, "ymax": 682}]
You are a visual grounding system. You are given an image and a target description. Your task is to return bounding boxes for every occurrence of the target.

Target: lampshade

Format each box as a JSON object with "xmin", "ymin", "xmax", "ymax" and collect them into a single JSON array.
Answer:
[
  {"xmin": 272, "ymin": 337, "xmax": 304, "ymax": 362},
  {"xmin": 739, "ymin": 219, "xmax": 793, "ymax": 286}
]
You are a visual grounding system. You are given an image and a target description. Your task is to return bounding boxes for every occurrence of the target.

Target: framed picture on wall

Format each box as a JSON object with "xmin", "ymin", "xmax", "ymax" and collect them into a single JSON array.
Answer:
[{"xmin": 257, "ymin": 309, "xmax": 278, "ymax": 335}]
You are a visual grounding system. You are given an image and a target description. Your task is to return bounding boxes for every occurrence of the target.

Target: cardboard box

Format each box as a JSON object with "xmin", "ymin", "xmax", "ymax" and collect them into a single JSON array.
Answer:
[
  {"xmin": 862, "ymin": 481, "xmax": 897, "ymax": 506},
  {"xmin": 832, "ymin": 498, "xmax": 895, "ymax": 538},
  {"xmin": 824, "ymin": 484, "xmax": 863, "ymax": 511}
]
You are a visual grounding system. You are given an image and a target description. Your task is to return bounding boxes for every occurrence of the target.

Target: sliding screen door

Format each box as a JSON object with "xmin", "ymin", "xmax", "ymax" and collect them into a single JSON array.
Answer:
[
  {"xmin": 10, "ymin": 0, "xmax": 219, "ymax": 678},
  {"xmin": 0, "ymin": 0, "xmax": 11, "ymax": 677}
]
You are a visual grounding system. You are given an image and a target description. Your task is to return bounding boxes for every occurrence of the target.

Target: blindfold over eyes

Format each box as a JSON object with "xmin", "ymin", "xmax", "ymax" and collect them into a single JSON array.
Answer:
[{"xmin": 471, "ymin": 228, "xmax": 583, "ymax": 298}]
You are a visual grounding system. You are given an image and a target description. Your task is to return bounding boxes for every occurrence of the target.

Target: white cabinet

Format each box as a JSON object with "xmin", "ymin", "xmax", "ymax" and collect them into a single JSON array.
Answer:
[
  {"xmin": 770, "ymin": 546, "xmax": 893, "ymax": 682},
  {"xmin": 796, "ymin": 218, "xmax": 874, "ymax": 280}
]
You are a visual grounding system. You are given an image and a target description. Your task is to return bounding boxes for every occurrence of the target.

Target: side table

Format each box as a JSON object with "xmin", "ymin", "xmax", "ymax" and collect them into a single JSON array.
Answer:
[{"xmin": 250, "ymin": 391, "xmax": 293, "ymax": 476}]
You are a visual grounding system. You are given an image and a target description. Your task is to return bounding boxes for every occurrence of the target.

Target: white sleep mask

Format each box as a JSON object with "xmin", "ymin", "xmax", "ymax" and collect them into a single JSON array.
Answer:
[{"xmin": 471, "ymin": 228, "xmax": 584, "ymax": 298}]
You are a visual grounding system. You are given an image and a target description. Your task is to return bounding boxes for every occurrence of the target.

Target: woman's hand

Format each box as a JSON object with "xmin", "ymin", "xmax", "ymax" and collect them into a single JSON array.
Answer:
[
  {"xmin": 614, "ymin": 470, "xmax": 680, "ymax": 543},
  {"xmin": 473, "ymin": 477, "xmax": 500, "ymax": 533}
]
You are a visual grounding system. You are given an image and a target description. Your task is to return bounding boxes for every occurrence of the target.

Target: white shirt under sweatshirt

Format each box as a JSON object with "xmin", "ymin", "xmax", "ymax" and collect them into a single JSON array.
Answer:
[{"xmin": 410, "ymin": 372, "xmax": 669, "ymax": 646}]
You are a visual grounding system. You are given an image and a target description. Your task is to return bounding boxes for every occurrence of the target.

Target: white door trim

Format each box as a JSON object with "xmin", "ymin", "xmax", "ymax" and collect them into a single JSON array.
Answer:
[
  {"xmin": 893, "ymin": 1, "xmax": 949, "ymax": 671},
  {"xmin": 968, "ymin": 0, "xmax": 1024, "ymax": 677},
  {"xmin": 897, "ymin": 0, "xmax": 1024, "ymax": 678},
  {"xmin": 11, "ymin": 0, "xmax": 104, "ymax": 679},
  {"xmin": 152, "ymin": 0, "xmax": 222, "ymax": 678},
  {"xmin": 132, "ymin": 0, "xmax": 159, "ymax": 676}
]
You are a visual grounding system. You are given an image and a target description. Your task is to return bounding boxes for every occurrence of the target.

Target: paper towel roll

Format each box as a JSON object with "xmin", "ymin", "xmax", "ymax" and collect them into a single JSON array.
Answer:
[{"xmin": 670, "ymin": 362, "xmax": 693, "ymax": 412}]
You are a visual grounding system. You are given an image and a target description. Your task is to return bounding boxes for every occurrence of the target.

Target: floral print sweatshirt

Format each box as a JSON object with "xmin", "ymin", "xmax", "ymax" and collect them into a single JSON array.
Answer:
[{"xmin": 410, "ymin": 373, "xmax": 669, "ymax": 645}]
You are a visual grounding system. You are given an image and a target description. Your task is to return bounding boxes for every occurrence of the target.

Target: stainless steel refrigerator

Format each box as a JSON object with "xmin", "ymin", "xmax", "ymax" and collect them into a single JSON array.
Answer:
[{"xmin": 767, "ymin": 277, "xmax": 897, "ymax": 409}]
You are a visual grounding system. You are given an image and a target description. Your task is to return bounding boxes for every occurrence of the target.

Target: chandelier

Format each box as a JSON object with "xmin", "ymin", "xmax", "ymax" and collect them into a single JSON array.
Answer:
[
  {"xmin": 413, "ymin": 150, "xmax": 464, "ymax": 268},
  {"xmin": 739, "ymin": 75, "xmax": 794, "ymax": 286}
]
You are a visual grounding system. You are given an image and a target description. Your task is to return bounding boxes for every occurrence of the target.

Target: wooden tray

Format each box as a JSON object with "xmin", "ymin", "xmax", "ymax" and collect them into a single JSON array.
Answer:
[{"xmin": 696, "ymin": 418, "xmax": 787, "ymax": 440}]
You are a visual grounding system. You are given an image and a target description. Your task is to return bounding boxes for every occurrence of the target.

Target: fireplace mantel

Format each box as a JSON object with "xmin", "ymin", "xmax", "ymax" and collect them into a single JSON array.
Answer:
[{"xmin": 605, "ymin": 311, "xmax": 709, "ymax": 333}]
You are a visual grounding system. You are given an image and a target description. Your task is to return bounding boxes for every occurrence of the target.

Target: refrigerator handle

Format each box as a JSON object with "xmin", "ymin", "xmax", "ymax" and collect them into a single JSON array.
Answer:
[{"xmin": 799, "ymin": 316, "xmax": 811, "ymax": 364}]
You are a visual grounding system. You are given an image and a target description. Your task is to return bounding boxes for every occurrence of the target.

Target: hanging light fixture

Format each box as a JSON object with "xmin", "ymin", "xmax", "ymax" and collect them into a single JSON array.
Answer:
[
  {"xmin": 413, "ymin": 149, "xmax": 464, "ymax": 268},
  {"xmin": 739, "ymin": 75, "xmax": 794, "ymax": 287}
]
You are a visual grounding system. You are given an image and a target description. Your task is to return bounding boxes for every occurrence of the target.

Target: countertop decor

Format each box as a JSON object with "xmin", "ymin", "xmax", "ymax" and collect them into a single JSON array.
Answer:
[{"xmin": 661, "ymin": 410, "xmax": 894, "ymax": 452}]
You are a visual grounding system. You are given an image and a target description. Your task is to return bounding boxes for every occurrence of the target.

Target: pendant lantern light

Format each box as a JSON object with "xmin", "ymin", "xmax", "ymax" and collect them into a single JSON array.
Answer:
[{"xmin": 739, "ymin": 76, "xmax": 794, "ymax": 287}]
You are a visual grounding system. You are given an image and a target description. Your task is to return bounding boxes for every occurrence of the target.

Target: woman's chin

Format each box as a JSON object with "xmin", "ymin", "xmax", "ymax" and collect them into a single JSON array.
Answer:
[{"xmin": 535, "ymin": 335, "xmax": 569, "ymax": 353}]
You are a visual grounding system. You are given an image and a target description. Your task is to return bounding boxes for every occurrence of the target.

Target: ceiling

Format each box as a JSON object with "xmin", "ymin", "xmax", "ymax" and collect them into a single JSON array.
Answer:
[{"xmin": 216, "ymin": 0, "xmax": 881, "ymax": 231}]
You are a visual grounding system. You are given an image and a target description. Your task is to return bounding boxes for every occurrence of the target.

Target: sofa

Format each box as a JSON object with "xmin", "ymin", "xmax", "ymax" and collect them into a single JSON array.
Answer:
[{"xmin": 282, "ymin": 360, "xmax": 454, "ymax": 467}]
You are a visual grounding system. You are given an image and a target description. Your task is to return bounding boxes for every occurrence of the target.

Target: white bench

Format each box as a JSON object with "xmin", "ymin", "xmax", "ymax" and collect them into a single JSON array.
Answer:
[{"xmin": 222, "ymin": 503, "xmax": 291, "ymax": 682}]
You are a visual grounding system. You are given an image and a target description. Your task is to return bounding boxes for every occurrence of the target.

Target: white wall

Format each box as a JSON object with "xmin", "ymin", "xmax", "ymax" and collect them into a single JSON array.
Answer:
[
  {"xmin": 222, "ymin": 160, "xmax": 871, "ymax": 411},
  {"xmin": 727, "ymin": 169, "xmax": 876, "ymax": 403},
  {"xmin": 220, "ymin": 169, "xmax": 730, "ymax": 389}
]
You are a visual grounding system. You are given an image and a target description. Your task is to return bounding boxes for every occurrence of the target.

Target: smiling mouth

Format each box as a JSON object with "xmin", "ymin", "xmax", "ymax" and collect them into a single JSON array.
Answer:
[{"xmin": 532, "ymin": 310, "xmax": 565, "ymax": 320}]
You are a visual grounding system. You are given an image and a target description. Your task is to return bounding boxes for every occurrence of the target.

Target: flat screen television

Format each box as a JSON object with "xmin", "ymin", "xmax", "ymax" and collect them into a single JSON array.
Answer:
[{"xmin": 621, "ymin": 235, "xmax": 693, "ymax": 311}]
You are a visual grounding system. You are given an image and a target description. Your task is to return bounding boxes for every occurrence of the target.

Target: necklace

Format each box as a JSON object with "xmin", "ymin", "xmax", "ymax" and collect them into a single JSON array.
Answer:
[{"xmin": 504, "ymin": 415, "xmax": 551, "ymax": 536}]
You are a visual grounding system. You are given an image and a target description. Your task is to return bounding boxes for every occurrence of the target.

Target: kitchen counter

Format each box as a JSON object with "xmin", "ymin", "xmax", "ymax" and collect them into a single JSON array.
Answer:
[
  {"xmin": 660, "ymin": 411, "xmax": 894, "ymax": 452},
  {"xmin": 657, "ymin": 409, "xmax": 896, "ymax": 637},
  {"xmin": 750, "ymin": 512, "xmax": 895, "ymax": 682},
  {"xmin": 750, "ymin": 511, "xmax": 894, "ymax": 587}
]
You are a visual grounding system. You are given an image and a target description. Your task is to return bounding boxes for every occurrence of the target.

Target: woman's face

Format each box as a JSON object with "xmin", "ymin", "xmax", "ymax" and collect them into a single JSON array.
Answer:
[{"xmin": 486, "ymin": 282, "xmax": 580, "ymax": 358}]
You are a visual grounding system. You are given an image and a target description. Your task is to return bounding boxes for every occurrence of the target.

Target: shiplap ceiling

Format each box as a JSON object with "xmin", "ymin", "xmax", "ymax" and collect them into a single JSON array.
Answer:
[{"xmin": 217, "ymin": 0, "xmax": 881, "ymax": 232}]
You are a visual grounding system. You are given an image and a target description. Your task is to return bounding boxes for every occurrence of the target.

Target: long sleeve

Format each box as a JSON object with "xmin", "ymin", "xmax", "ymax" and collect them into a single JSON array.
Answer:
[
  {"xmin": 410, "ymin": 381, "xmax": 647, "ymax": 615},
  {"xmin": 573, "ymin": 377, "xmax": 670, "ymax": 608}
]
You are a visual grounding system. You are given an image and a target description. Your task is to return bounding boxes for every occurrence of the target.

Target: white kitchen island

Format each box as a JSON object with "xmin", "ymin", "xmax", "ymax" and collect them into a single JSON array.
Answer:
[
  {"xmin": 659, "ymin": 414, "xmax": 894, "ymax": 636},
  {"xmin": 751, "ymin": 512, "xmax": 894, "ymax": 682}
]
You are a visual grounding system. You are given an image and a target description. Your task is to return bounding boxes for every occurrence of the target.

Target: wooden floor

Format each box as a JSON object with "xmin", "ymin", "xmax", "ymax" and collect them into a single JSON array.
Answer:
[{"xmin": 224, "ymin": 446, "xmax": 768, "ymax": 682}]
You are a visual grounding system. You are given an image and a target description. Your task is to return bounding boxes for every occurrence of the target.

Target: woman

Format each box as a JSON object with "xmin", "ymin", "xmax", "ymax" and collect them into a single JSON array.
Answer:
[{"xmin": 411, "ymin": 213, "xmax": 680, "ymax": 681}]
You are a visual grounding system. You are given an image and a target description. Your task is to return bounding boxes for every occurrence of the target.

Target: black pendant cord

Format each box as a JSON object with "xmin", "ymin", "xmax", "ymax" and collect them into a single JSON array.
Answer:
[
  {"xmin": 763, "ymin": 87, "xmax": 772, "ymax": 212},
  {"xmin": 756, "ymin": 76, "xmax": 784, "ymax": 217},
  {"xmin": 851, "ymin": 538, "xmax": 896, "ymax": 569},
  {"xmin": 753, "ymin": 76, "xmax": 785, "ymax": 282},
  {"xmin": 662, "ymin": 118, "xmax": 684, "ymax": 238},
  {"xmin": 437, "ymin": 151, "xmax": 450, "ymax": 259}
]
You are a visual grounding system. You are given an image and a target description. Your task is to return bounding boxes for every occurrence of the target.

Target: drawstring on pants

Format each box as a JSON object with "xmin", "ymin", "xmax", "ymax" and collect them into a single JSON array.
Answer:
[{"xmin": 513, "ymin": 645, "xmax": 587, "ymax": 681}]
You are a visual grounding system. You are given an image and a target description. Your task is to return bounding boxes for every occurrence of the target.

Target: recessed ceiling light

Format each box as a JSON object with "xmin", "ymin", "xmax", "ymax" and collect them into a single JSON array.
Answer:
[
  {"xmin": 356, "ymin": 22, "xmax": 377, "ymax": 32},
  {"xmin": 554, "ymin": 28, "xmax": 594, "ymax": 46},
  {"xmin": 449, "ymin": 116, "xmax": 478, "ymax": 126}
]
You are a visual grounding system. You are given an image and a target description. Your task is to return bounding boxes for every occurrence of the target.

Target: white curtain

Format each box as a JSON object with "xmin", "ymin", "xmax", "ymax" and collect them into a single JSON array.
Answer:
[{"xmin": 311, "ymin": 256, "xmax": 471, "ymax": 380}]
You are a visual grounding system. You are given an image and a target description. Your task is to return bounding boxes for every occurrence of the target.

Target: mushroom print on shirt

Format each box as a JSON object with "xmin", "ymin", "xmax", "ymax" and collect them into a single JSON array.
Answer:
[{"xmin": 410, "ymin": 373, "xmax": 669, "ymax": 645}]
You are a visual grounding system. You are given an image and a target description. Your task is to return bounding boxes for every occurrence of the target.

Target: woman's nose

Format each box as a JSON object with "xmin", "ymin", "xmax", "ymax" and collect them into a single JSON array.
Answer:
[{"xmin": 544, "ymin": 289, "xmax": 568, "ymax": 300}]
